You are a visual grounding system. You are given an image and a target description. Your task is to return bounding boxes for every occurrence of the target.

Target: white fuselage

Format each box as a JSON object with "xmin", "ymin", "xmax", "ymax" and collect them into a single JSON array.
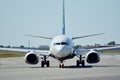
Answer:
[{"xmin": 50, "ymin": 35, "xmax": 73, "ymax": 59}]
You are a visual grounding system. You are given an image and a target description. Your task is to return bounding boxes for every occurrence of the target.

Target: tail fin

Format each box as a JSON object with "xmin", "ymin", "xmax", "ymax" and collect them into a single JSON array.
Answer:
[{"xmin": 62, "ymin": 0, "xmax": 65, "ymax": 35}]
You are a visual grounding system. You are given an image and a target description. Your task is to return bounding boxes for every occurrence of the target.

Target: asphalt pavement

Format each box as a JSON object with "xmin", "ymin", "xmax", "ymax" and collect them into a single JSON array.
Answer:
[{"xmin": 0, "ymin": 54, "xmax": 120, "ymax": 80}]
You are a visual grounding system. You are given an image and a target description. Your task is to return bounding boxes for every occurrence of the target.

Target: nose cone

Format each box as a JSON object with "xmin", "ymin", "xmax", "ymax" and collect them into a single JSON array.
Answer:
[
  {"xmin": 55, "ymin": 46, "xmax": 71, "ymax": 57},
  {"xmin": 50, "ymin": 45, "xmax": 72, "ymax": 58},
  {"xmin": 56, "ymin": 46, "xmax": 65, "ymax": 54}
]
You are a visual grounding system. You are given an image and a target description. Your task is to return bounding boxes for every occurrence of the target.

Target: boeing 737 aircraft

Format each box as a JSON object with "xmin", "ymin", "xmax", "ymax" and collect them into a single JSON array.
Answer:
[{"xmin": 0, "ymin": 0, "xmax": 120, "ymax": 68}]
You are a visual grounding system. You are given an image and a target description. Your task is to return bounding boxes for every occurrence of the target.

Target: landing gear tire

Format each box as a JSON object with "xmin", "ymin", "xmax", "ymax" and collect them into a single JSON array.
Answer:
[
  {"xmin": 59, "ymin": 63, "xmax": 64, "ymax": 68},
  {"xmin": 46, "ymin": 60, "xmax": 50, "ymax": 67},
  {"xmin": 77, "ymin": 60, "xmax": 80, "ymax": 67},
  {"xmin": 41, "ymin": 60, "xmax": 44, "ymax": 68},
  {"xmin": 76, "ymin": 55, "xmax": 85, "ymax": 67},
  {"xmin": 76, "ymin": 60, "xmax": 85, "ymax": 67},
  {"xmin": 59, "ymin": 60, "xmax": 64, "ymax": 68},
  {"xmin": 41, "ymin": 56, "xmax": 50, "ymax": 68},
  {"xmin": 81, "ymin": 60, "xmax": 85, "ymax": 67}
]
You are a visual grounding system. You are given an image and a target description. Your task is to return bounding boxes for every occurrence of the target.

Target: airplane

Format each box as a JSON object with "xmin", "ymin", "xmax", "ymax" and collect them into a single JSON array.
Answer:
[{"xmin": 0, "ymin": 0, "xmax": 120, "ymax": 68}]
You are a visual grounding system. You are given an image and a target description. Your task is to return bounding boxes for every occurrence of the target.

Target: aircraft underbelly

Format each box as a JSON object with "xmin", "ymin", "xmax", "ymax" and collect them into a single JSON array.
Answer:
[{"xmin": 50, "ymin": 52, "xmax": 74, "ymax": 60}]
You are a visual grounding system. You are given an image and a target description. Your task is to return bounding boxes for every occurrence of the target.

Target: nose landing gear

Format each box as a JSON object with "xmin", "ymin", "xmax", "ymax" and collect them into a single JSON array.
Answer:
[{"xmin": 59, "ymin": 60, "xmax": 64, "ymax": 68}]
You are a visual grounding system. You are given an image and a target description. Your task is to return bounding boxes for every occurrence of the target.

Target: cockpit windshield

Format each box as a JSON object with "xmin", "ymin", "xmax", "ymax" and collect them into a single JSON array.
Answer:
[{"xmin": 54, "ymin": 42, "xmax": 68, "ymax": 45}]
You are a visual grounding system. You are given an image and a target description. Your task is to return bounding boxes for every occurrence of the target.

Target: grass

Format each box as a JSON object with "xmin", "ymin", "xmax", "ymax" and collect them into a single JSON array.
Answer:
[
  {"xmin": 102, "ymin": 50, "xmax": 120, "ymax": 53},
  {"xmin": 101, "ymin": 50, "xmax": 120, "ymax": 55},
  {"xmin": 0, "ymin": 50, "xmax": 25, "ymax": 58}
]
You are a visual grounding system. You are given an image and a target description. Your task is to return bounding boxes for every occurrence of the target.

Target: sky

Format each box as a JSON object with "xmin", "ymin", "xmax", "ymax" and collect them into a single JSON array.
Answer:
[{"xmin": 0, "ymin": 0, "xmax": 120, "ymax": 47}]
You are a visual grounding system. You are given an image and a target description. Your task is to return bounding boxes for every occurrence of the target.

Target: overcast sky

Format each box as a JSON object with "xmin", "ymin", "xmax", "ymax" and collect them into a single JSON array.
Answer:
[{"xmin": 0, "ymin": 0, "xmax": 120, "ymax": 47}]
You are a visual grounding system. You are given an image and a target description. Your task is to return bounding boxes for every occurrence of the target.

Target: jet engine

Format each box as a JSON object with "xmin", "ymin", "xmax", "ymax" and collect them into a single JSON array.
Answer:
[
  {"xmin": 25, "ymin": 51, "xmax": 39, "ymax": 65},
  {"xmin": 86, "ymin": 50, "xmax": 100, "ymax": 63}
]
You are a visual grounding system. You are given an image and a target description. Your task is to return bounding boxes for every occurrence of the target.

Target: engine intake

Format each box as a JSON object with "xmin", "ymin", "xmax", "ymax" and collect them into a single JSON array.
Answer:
[
  {"xmin": 25, "ymin": 52, "xmax": 39, "ymax": 65},
  {"xmin": 86, "ymin": 50, "xmax": 100, "ymax": 63}
]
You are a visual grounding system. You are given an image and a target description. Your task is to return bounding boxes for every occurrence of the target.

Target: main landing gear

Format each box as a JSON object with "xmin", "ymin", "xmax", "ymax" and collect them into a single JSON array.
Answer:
[
  {"xmin": 76, "ymin": 55, "xmax": 85, "ymax": 67},
  {"xmin": 41, "ymin": 56, "xmax": 50, "ymax": 68},
  {"xmin": 40, "ymin": 55, "xmax": 85, "ymax": 68}
]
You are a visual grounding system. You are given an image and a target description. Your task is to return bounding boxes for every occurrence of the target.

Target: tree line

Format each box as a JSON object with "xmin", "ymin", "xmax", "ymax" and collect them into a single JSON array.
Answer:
[{"xmin": 0, "ymin": 41, "xmax": 119, "ymax": 50}]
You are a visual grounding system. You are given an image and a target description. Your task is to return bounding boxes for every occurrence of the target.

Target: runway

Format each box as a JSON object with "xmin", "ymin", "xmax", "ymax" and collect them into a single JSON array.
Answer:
[{"xmin": 0, "ymin": 54, "xmax": 120, "ymax": 80}]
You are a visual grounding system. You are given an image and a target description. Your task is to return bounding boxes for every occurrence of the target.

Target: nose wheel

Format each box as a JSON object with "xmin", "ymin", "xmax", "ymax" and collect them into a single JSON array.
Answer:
[{"xmin": 59, "ymin": 60, "xmax": 64, "ymax": 68}]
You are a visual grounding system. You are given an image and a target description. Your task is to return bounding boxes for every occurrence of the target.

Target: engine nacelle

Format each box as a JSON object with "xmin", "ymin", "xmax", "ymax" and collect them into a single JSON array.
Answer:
[
  {"xmin": 86, "ymin": 50, "xmax": 100, "ymax": 64},
  {"xmin": 25, "ymin": 51, "xmax": 39, "ymax": 65}
]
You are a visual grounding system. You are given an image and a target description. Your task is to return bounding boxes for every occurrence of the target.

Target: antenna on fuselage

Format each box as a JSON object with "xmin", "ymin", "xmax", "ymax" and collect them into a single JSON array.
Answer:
[{"xmin": 62, "ymin": 0, "xmax": 65, "ymax": 35}]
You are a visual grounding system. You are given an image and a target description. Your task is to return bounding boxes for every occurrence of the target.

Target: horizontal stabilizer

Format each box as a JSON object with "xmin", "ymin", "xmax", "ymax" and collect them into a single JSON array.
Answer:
[
  {"xmin": 72, "ymin": 33, "xmax": 104, "ymax": 40},
  {"xmin": 25, "ymin": 35, "xmax": 52, "ymax": 40}
]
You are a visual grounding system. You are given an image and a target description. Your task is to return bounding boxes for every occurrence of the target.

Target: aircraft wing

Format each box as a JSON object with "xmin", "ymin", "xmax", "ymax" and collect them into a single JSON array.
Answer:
[
  {"xmin": 74, "ymin": 46, "xmax": 120, "ymax": 55},
  {"xmin": 91, "ymin": 46, "xmax": 120, "ymax": 51},
  {"xmin": 0, "ymin": 48, "xmax": 50, "ymax": 56}
]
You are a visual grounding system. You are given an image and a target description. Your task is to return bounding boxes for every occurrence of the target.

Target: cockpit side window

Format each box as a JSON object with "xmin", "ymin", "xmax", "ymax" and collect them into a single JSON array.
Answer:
[
  {"xmin": 54, "ymin": 42, "xmax": 69, "ymax": 45},
  {"xmin": 55, "ymin": 43, "xmax": 60, "ymax": 45},
  {"xmin": 61, "ymin": 42, "xmax": 68, "ymax": 45},
  {"xmin": 54, "ymin": 43, "xmax": 60, "ymax": 45}
]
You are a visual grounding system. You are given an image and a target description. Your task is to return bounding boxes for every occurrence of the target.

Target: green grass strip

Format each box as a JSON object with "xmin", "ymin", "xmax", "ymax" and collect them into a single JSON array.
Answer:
[{"xmin": 0, "ymin": 50, "xmax": 25, "ymax": 58}]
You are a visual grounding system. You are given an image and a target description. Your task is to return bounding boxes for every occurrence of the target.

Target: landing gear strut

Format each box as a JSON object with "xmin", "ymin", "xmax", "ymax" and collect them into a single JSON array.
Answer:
[
  {"xmin": 59, "ymin": 60, "xmax": 64, "ymax": 68},
  {"xmin": 41, "ymin": 56, "xmax": 50, "ymax": 68},
  {"xmin": 76, "ymin": 55, "xmax": 85, "ymax": 67}
]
